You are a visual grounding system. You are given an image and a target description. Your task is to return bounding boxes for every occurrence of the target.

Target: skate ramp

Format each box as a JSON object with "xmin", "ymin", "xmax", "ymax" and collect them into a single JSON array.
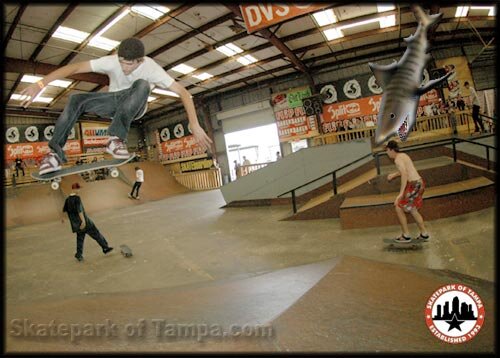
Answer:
[
  {"xmin": 60, "ymin": 174, "xmax": 139, "ymax": 215},
  {"xmin": 118, "ymin": 161, "xmax": 189, "ymax": 200},
  {"xmin": 5, "ymin": 256, "xmax": 495, "ymax": 352},
  {"xmin": 5, "ymin": 184, "xmax": 66, "ymax": 228},
  {"xmin": 269, "ymin": 256, "xmax": 494, "ymax": 352}
]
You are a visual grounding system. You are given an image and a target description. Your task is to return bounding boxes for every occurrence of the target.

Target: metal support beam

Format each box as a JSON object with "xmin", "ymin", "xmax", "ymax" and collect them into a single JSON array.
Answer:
[
  {"xmin": 148, "ymin": 12, "xmax": 235, "ymax": 58},
  {"xmin": 3, "ymin": 4, "xmax": 27, "ymax": 51},
  {"xmin": 133, "ymin": 4, "xmax": 194, "ymax": 39},
  {"xmin": 225, "ymin": 4, "xmax": 310, "ymax": 74},
  {"xmin": 5, "ymin": 57, "xmax": 109, "ymax": 85}
]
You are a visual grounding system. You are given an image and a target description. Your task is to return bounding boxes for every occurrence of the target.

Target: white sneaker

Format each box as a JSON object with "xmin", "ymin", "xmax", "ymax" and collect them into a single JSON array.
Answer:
[
  {"xmin": 106, "ymin": 137, "xmax": 130, "ymax": 159},
  {"xmin": 39, "ymin": 152, "xmax": 62, "ymax": 175}
]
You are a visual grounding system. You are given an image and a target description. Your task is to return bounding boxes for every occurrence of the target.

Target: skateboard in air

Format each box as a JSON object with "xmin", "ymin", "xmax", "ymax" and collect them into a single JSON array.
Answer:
[
  {"xmin": 383, "ymin": 237, "xmax": 426, "ymax": 250},
  {"xmin": 31, "ymin": 153, "xmax": 136, "ymax": 190},
  {"xmin": 120, "ymin": 244, "xmax": 133, "ymax": 257}
]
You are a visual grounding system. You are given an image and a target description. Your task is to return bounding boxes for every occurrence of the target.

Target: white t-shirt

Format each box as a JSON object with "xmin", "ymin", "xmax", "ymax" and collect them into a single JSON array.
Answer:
[
  {"xmin": 135, "ymin": 169, "xmax": 144, "ymax": 183},
  {"xmin": 468, "ymin": 86, "xmax": 480, "ymax": 106},
  {"xmin": 90, "ymin": 55, "xmax": 175, "ymax": 118}
]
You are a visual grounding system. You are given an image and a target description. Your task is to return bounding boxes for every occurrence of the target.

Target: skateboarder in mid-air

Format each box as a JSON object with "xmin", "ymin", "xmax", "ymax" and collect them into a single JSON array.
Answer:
[
  {"xmin": 21, "ymin": 37, "xmax": 212, "ymax": 175},
  {"xmin": 63, "ymin": 183, "xmax": 114, "ymax": 261},
  {"xmin": 385, "ymin": 140, "xmax": 430, "ymax": 243}
]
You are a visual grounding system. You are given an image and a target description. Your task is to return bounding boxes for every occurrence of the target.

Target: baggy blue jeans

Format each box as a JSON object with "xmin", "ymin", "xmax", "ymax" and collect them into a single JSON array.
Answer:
[{"xmin": 48, "ymin": 79, "xmax": 150, "ymax": 162}]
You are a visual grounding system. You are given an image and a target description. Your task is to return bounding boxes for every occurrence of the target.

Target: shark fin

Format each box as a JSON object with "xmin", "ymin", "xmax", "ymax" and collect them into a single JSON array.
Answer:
[
  {"xmin": 368, "ymin": 62, "xmax": 398, "ymax": 89},
  {"xmin": 416, "ymin": 71, "xmax": 452, "ymax": 95}
]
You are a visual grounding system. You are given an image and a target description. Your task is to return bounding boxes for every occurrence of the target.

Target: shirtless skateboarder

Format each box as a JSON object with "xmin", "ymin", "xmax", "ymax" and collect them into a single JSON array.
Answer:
[{"xmin": 385, "ymin": 140, "xmax": 430, "ymax": 243}]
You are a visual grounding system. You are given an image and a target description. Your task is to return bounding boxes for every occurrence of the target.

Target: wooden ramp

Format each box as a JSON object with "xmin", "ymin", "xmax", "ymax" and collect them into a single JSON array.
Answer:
[
  {"xmin": 340, "ymin": 177, "xmax": 495, "ymax": 229},
  {"xmin": 5, "ymin": 183, "xmax": 66, "ymax": 228},
  {"xmin": 6, "ymin": 256, "xmax": 494, "ymax": 352}
]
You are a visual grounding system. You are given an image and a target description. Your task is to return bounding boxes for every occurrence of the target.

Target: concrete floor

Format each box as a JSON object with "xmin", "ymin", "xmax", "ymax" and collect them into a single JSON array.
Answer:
[{"xmin": 5, "ymin": 189, "xmax": 496, "ymax": 352}]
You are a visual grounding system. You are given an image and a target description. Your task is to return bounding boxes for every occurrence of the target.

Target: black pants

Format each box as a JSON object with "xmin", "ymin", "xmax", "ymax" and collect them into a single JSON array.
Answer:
[
  {"xmin": 15, "ymin": 166, "xmax": 25, "ymax": 176},
  {"xmin": 472, "ymin": 105, "xmax": 484, "ymax": 132},
  {"xmin": 76, "ymin": 222, "xmax": 109, "ymax": 256},
  {"xmin": 131, "ymin": 182, "xmax": 142, "ymax": 197}
]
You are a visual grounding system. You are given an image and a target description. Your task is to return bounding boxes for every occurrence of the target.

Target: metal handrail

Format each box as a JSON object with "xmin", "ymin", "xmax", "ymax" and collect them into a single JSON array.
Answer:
[{"xmin": 280, "ymin": 134, "xmax": 495, "ymax": 214}]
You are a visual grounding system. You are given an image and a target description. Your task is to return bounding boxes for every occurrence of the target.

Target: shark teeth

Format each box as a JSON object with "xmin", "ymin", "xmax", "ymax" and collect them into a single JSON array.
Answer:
[{"xmin": 398, "ymin": 116, "xmax": 409, "ymax": 141}]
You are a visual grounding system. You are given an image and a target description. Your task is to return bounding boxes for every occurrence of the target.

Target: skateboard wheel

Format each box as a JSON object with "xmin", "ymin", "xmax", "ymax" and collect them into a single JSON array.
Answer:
[
  {"xmin": 54, "ymin": 177, "xmax": 62, "ymax": 183},
  {"xmin": 51, "ymin": 181, "xmax": 60, "ymax": 190},
  {"xmin": 110, "ymin": 169, "xmax": 119, "ymax": 178}
]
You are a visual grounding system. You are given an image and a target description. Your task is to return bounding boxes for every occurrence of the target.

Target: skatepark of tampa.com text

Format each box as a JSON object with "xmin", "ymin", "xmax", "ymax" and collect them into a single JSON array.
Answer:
[{"xmin": 9, "ymin": 318, "xmax": 274, "ymax": 342}]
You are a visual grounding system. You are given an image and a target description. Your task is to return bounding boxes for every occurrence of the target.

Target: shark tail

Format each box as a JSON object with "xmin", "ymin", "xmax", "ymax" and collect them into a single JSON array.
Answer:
[{"xmin": 413, "ymin": 5, "xmax": 442, "ymax": 29}]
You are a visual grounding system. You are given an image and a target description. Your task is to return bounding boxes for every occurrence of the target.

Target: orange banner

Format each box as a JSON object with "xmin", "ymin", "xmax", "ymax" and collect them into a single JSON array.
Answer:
[
  {"xmin": 322, "ymin": 95, "xmax": 383, "ymax": 123},
  {"xmin": 240, "ymin": 4, "xmax": 329, "ymax": 33},
  {"xmin": 4, "ymin": 140, "xmax": 82, "ymax": 161},
  {"xmin": 159, "ymin": 135, "xmax": 206, "ymax": 162}
]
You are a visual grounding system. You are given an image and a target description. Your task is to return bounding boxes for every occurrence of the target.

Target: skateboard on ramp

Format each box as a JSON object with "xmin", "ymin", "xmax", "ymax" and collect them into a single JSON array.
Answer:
[
  {"xmin": 383, "ymin": 237, "xmax": 426, "ymax": 250},
  {"xmin": 31, "ymin": 154, "xmax": 136, "ymax": 190},
  {"xmin": 120, "ymin": 244, "xmax": 133, "ymax": 257}
]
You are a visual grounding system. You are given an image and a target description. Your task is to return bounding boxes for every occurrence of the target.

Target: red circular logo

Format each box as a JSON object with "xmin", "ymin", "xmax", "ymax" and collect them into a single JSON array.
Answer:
[{"xmin": 425, "ymin": 284, "xmax": 485, "ymax": 344}]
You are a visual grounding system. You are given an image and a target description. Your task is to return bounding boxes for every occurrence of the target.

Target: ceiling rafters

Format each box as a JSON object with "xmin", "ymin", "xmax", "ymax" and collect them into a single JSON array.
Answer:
[
  {"xmin": 163, "ymin": 4, "xmax": 338, "ymax": 74},
  {"xmin": 141, "ymin": 28, "xmax": 493, "ymax": 120},
  {"xmin": 5, "ymin": 4, "xmax": 77, "ymax": 105},
  {"xmin": 3, "ymin": 4, "xmax": 27, "ymax": 51},
  {"xmin": 173, "ymin": 7, "xmax": 411, "ymax": 83},
  {"xmin": 5, "ymin": 57, "xmax": 109, "ymax": 85},
  {"xmin": 132, "ymin": 4, "xmax": 195, "ymax": 39},
  {"xmin": 148, "ymin": 12, "xmax": 235, "ymax": 58},
  {"xmin": 225, "ymin": 4, "xmax": 309, "ymax": 74},
  {"xmin": 184, "ymin": 15, "xmax": 492, "ymax": 90}
]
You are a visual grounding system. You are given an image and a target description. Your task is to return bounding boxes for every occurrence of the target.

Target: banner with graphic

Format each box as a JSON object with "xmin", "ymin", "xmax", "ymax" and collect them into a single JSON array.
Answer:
[
  {"xmin": 271, "ymin": 86, "xmax": 320, "ymax": 142},
  {"xmin": 158, "ymin": 120, "xmax": 207, "ymax": 162},
  {"xmin": 5, "ymin": 124, "xmax": 77, "ymax": 144},
  {"xmin": 317, "ymin": 69, "xmax": 443, "ymax": 133},
  {"xmin": 240, "ymin": 4, "xmax": 329, "ymax": 34},
  {"xmin": 81, "ymin": 122, "xmax": 110, "ymax": 147},
  {"xmin": 434, "ymin": 56, "xmax": 474, "ymax": 102},
  {"xmin": 320, "ymin": 89, "xmax": 442, "ymax": 133},
  {"xmin": 5, "ymin": 140, "xmax": 81, "ymax": 161}
]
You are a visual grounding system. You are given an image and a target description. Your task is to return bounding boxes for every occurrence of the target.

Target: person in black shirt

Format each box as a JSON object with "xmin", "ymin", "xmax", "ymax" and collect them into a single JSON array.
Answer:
[
  {"xmin": 15, "ymin": 157, "xmax": 25, "ymax": 177},
  {"xmin": 63, "ymin": 183, "xmax": 113, "ymax": 261}
]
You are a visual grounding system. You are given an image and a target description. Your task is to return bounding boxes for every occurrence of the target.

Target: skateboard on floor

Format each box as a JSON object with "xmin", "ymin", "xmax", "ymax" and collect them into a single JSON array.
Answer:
[
  {"xmin": 31, "ymin": 153, "xmax": 136, "ymax": 190},
  {"xmin": 383, "ymin": 237, "xmax": 426, "ymax": 250},
  {"xmin": 120, "ymin": 244, "xmax": 133, "ymax": 257}
]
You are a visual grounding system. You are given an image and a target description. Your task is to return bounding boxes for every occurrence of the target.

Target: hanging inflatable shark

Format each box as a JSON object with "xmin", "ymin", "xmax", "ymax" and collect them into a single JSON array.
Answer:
[{"xmin": 369, "ymin": 5, "xmax": 452, "ymax": 145}]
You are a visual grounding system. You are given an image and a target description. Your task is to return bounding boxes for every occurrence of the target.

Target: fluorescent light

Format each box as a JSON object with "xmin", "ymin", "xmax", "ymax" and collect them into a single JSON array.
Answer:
[
  {"xmin": 10, "ymin": 94, "xmax": 29, "ymax": 101},
  {"xmin": 53, "ymin": 26, "xmax": 89, "ymax": 43},
  {"xmin": 10, "ymin": 89, "xmax": 52, "ymax": 103},
  {"xmin": 93, "ymin": 9, "xmax": 130, "ymax": 38},
  {"xmin": 216, "ymin": 43, "xmax": 243, "ymax": 57},
  {"xmin": 21, "ymin": 74, "xmax": 42, "ymax": 83},
  {"xmin": 323, "ymin": 28, "xmax": 344, "ymax": 40},
  {"xmin": 340, "ymin": 17, "xmax": 380, "ymax": 30},
  {"xmin": 237, "ymin": 54, "xmax": 258, "ymax": 65},
  {"xmin": 152, "ymin": 88, "xmax": 180, "ymax": 97},
  {"xmin": 171, "ymin": 63, "xmax": 195, "ymax": 74},
  {"xmin": 147, "ymin": 96, "xmax": 157, "ymax": 102},
  {"xmin": 379, "ymin": 14, "xmax": 396, "ymax": 28},
  {"xmin": 21, "ymin": 75, "xmax": 73, "ymax": 88},
  {"xmin": 49, "ymin": 79, "xmax": 73, "ymax": 88},
  {"xmin": 377, "ymin": 4, "xmax": 395, "ymax": 12},
  {"xmin": 470, "ymin": 6, "xmax": 495, "ymax": 16},
  {"xmin": 131, "ymin": 5, "xmax": 170, "ymax": 20},
  {"xmin": 89, "ymin": 36, "xmax": 120, "ymax": 51},
  {"xmin": 312, "ymin": 9, "xmax": 337, "ymax": 26},
  {"xmin": 193, "ymin": 72, "xmax": 213, "ymax": 81},
  {"xmin": 33, "ymin": 96, "xmax": 54, "ymax": 103},
  {"xmin": 455, "ymin": 6, "xmax": 469, "ymax": 17}
]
